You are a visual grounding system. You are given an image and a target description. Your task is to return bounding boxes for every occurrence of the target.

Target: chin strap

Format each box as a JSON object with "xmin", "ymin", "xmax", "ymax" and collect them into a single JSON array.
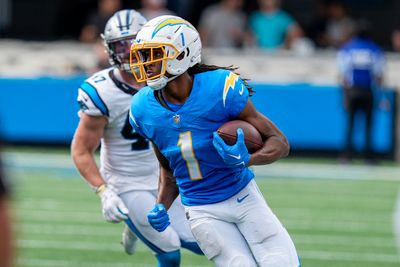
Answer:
[{"xmin": 148, "ymin": 74, "xmax": 179, "ymax": 91}]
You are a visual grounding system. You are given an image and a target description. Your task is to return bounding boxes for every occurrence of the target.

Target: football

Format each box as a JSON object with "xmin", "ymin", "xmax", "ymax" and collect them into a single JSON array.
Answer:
[{"xmin": 217, "ymin": 120, "xmax": 263, "ymax": 153}]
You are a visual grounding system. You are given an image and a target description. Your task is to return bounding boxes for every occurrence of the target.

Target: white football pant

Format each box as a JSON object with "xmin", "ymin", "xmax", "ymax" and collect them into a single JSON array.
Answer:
[
  {"xmin": 184, "ymin": 179, "xmax": 300, "ymax": 267},
  {"xmin": 119, "ymin": 190, "xmax": 197, "ymax": 254}
]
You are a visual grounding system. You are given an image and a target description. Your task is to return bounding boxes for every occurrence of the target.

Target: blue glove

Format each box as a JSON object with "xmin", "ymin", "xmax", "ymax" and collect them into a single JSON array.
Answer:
[
  {"xmin": 213, "ymin": 128, "xmax": 250, "ymax": 167},
  {"xmin": 147, "ymin": 203, "xmax": 170, "ymax": 232}
]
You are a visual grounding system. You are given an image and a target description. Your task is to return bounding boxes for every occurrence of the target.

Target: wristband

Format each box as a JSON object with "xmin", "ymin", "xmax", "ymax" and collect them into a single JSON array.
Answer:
[{"xmin": 95, "ymin": 184, "xmax": 107, "ymax": 195}]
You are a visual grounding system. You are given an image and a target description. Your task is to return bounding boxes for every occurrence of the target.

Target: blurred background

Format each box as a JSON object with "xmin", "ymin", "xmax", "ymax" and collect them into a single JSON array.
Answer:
[
  {"xmin": 0, "ymin": 0, "xmax": 400, "ymax": 158},
  {"xmin": 0, "ymin": 0, "xmax": 400, "ymax": 266}
]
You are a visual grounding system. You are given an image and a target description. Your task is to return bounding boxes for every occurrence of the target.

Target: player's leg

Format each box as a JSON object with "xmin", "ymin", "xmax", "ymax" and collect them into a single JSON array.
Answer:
[
  {"xmin": 345, "ymin": 90, "xmax": 357, "ymax": 159},
  {"xmin": 363, "ymin": 90, "xmax": 374, "ymax": 159},
  {"xmin": 185, "ymin": 203, "xmax": 257, "ymax": 267},
  {"xmin": 235, "ymin": 180, "xmax": 300, "ymax": 267},
  {"xmin": 119, "ymin": 190, "xmax": 181, "ymax": 266},
  {"xmin": 168, "ymin": 195, "xmax": 203, "ymax": 255}
]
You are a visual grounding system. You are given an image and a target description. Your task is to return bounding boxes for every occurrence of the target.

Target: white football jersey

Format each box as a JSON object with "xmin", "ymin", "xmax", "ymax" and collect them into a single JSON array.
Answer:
[{"xmin": 77, "ymin": 68, "xmax": 159, "ymax": 193}]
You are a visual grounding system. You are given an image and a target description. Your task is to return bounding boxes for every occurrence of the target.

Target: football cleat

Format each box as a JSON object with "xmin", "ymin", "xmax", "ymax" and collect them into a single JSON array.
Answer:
[{"xmin": 121, "ymin": 225, "xmax": 138, "ymax": 255}]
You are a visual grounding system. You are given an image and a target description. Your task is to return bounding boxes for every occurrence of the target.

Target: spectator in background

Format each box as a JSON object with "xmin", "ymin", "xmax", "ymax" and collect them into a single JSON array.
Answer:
[
  {"xmin": 249, "ymin": 0, "xmax": 303, "ymax": 50},
  {"xmin": 307, "ymin": 0, "xmax": 330, "ymax": 48},
  {"xmin": 337, "ymin": 20, "xmax": 385, "ymax": 163},
  {"xmin": 168, "ymin": 0, "xmax": 196, "ymax": 19},
  {"xmin": 81, "ymin": 0, "xmax": 122, "ymax": 73},
  {"xmin": 198, "ymin": 0, "xmax": 247, "ymax": 49},
  {"xmin": 391, "ymin": 22, "xmax": 400, "ymax": 52},
  {"xmin": 139, "ymin": 0, "xmax": 175, "ymax": 20},
  {"xmin": 80, "ymin": 0, "xmax": 121, "ymax": 43},
  {"xmin": 324, "ymin": 0, "xmax": 356, "ymax": 48},
  {"xmin": 0, "ymin": 146, "xmax": 13, "ymax": 267}
]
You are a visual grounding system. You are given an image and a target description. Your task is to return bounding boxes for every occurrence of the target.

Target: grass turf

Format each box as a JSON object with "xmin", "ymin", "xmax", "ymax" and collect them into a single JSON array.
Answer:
[{"xmin": 4, "ymin": 149, "xmax": 400, "ymax": 267}]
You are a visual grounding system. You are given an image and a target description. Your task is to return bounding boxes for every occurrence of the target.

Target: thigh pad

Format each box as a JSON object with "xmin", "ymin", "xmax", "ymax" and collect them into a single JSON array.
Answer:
[{"xmin": 191, "ymin": 221, "xmax": 222, "ymax": 260}]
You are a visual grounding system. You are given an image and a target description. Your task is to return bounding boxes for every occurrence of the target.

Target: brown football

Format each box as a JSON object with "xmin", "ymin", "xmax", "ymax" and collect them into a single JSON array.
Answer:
[{"xmin": 217, "ymin": 120, "xmax": 263, "ymax": 153}]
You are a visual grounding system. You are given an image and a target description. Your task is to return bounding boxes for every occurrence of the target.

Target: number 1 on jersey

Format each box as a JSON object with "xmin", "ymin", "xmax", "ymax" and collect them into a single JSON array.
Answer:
[{"xmin": 177, "ymin": 131, "xmax": 202, "ymax": 180}]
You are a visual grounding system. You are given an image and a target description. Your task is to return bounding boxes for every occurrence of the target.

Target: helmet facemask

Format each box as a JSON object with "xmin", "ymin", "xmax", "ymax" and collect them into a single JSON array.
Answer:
[
  {"xmin": 130, "ymin": 42, "xmax": 181, "ymax": 89},
  {"xmin": 105, "ymin": 37, "xmax": 136, "ymax": 72}
]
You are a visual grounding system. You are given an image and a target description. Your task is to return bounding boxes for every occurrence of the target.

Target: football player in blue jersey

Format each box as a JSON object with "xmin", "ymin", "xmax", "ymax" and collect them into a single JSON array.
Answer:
[
  {"xmin": 337, "ymin": 21, "xmax": 385, "ymax": 162},
  {"xmin": 129, "ymin": 15, "xmax": 300, "ymax": 267},
  {"xmin": 71, "ymin": 10, "xmax": 202, "ymax": 267}
]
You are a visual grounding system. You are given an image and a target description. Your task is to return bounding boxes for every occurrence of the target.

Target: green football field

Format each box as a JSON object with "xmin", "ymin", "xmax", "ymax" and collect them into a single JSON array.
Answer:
[{"xmin": 4, "ymin": 148, "xmax": 400, "ymax": 267}]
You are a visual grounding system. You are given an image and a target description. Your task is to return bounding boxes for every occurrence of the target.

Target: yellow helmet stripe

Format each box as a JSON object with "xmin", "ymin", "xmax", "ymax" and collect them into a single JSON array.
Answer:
[{"xmin": 152, "ymin": 18, "xmax": 194, "ymax": 37}]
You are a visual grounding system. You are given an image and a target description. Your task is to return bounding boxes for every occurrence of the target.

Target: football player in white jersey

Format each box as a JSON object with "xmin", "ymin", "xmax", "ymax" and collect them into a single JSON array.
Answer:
[{"xmin": 71, "ymin": 10, "xmax": 202, "ymax": 266}]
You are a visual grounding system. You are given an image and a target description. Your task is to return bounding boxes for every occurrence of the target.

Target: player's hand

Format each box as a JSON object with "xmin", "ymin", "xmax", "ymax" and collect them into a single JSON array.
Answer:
[
  {"xmin": 147, "ymin": 203, "xmax": 170, "ymax": 232},
  {"xmin": 213, "ymin": 128, "xmax": 250, "ymax": 167},
  {"xmin": 97, "ymin": 185, "xmax": 129, "ymax": 223}
]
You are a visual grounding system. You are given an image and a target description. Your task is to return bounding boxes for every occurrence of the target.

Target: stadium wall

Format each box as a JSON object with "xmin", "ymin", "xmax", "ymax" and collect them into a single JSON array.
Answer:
[{"xmin": 0, "ymin": 77, "xmax": 396, "ymax": 157}]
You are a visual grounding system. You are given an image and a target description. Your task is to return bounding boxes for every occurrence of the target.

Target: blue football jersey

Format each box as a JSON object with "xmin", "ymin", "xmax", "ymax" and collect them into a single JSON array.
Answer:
[
  {"xmin": 337, "ymin": 37, "xmax": 385, "ymax": 89},
  {"xmin": 129, "ymin": 69, "xmax": 254, "ymax": 206}
]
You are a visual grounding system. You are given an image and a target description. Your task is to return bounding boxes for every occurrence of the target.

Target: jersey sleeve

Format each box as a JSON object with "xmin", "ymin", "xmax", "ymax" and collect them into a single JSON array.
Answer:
[
  {"xmin": 372, "ymin": 49, "xmax": 385, "ymax": 77},
  {"xmin": 77, "ymin": 82, "xmax": 109, "ymax": 117},
  {"xmin": 336, "ymin": 49, "xmax": 351, "ymax": 76},
  {"xmin": 129, "ymin": 102, "xmax": 150, "ymax": 140},
  {"xmin": 221, "ymin": 71, "xmax": 249, "ymax": 118}
]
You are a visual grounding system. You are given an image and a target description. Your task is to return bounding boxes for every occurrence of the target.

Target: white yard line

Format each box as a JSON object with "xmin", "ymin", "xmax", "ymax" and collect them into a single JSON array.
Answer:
[
  {"xmin": 18, "ymin": 249, "xmax": 400, "ymax": 267},
  {"xmin": 254, "ymin": 162, "xmax": 400, "ymax": 182},
  {"xmin": 5, "ymin": 151, "xmax": 400, "ymax": 181},
  {"xmin": 18, "ymin": 258, "xmax": 208, "ymax": 267},
  {"xmin": 19, "ymin": 224, "xmax": 396, "ymax": 248},
  {"xmin": 18, "ymin": 259, "xmax": 146, "ymax": 267},
  {"xmin": 300, "ymin": 250, "xmax": 400, "ymax": 263},
  {"xmin": 4, "ymin": 152, "xmax": 74, "ymax": 169},
  {"xmin": 21, "ymin": 223, "xmax": 117, "ymax": 237},
  {"xmin": 293, "ymin": 233, "xmax": 395, "ymax": 248},
  {"xmin": 18, "ymin": 239, "xmax": 127, "ymax": 252},
  {"xmin": 17, "ymin": 209, "xmax": 391, "ymax": 233}
]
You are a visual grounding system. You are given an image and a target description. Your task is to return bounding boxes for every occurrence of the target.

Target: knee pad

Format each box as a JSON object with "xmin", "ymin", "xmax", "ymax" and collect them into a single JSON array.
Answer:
[
  {"xmin": 229, "ymin": 255, "xmax": 254, "ymax": 267},
  {"xmin": 191, "ymin": 222, "xmax": 222, "ymax": 260},
  {"xmin": 258, "ymin": 248, "xmax": 291, "ymax": 267},
  {"xmin": 156, "ymin": 250, "xmax": 181, "ymax": 267}
]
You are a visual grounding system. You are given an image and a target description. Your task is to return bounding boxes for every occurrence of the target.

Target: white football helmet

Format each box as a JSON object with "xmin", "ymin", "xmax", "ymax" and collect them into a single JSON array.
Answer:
[
  {"xmin": 130, "ymin": 15, "xmax": 202, "ymax": 90},
  {"xmin": 102, "ymin": 10, "xmax": 147, "ymax": 72}
]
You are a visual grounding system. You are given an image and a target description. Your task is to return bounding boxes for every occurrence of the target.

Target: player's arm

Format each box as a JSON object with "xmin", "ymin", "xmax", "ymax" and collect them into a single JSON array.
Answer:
[
  {"xmin": 147, "ymin": 143, "xmax": 178, "ymax": 232},
  {"xmin": 152, "ymin": 143, "xmax": 179, "ymax": 210},
  {"xmin": 71, "ymin": 113, "xmax": 107, "ymax": 189},
  {"xmin": 238, "ymin": 99, "xmax": 290, "ymax": 166},
  {"xmin": 71, "ymin": 113, "xmax": 128, "ymax": 222},
  {"xmin": 0, "ymin": 161, "xmax": 12, "ymax": 267},
  {"xmin": 0, "ymin": 195, "xmax": 12, "ymax": 267}
]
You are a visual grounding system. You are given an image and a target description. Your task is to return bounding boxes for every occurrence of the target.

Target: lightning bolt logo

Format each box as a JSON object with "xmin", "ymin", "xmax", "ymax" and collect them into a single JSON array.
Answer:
[
  {"xmin": 223, "ymin": 72, "xmax": 239, "ymax": 107},
  {"xmin": 152, "ymin": 18, "xmax": 195, "ymax": 38}
]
